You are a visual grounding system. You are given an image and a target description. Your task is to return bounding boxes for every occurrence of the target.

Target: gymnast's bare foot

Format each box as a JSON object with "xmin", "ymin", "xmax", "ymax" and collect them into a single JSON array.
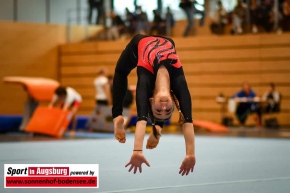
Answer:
[
  {"xmin": 146, "ymin": 125, "xmax": 161, "ymax": 149},
  {"xmin": 113, "ymin": 116, "xmax": 126, "ymax": 143}
]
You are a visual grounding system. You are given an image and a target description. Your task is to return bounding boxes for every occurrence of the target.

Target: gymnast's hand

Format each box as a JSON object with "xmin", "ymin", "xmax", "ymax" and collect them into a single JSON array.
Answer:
[
  {"xmin": 179, "ymin": 155, "xmax": 196, "ymax": 176},
  {"xmin": 113, "ymin": 116, "xmax": 126, "ymax": 143},
  {"xmin": 125, "ymin": 152, "xmax": 150, "ymax": 174}
]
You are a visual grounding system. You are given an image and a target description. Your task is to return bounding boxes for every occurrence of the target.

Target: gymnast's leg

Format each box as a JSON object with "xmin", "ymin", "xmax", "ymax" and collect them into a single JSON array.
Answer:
[{"xmin": 112, "ymin": 42, "xmax": 136, "ymax": 143}]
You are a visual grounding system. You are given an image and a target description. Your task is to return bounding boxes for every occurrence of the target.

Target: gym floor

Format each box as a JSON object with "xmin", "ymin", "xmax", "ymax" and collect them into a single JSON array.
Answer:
[{"xmin": 1, "ymin": 128, "xmax": 290, "ymax": 193}]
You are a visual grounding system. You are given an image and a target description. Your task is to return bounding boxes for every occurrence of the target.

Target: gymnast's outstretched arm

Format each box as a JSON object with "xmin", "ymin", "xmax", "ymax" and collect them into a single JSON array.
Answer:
[
  {"xmin": 125, "ymin": 120, "xmax": 150, "ymax": 174},
  {"xmin": 179, "ymin": 123, "xmax": 196, "ymax": 176},
  {"xmin": 171, "ymin": 68, "xmax": 196, "ymax": 176},
  {"xmin": 125, "ymin": 67, "xmax": 154, "ymax": 173}
]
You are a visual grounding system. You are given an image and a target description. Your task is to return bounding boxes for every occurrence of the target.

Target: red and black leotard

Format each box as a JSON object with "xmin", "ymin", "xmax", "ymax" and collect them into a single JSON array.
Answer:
[{"xmin": 112, "ymin": 34, "xmax": 192, "ymax": 126}]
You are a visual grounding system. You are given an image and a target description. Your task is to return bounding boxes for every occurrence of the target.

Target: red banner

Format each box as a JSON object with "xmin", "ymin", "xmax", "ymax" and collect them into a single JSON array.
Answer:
[{"xmin": 27, "ymin": 167, "xmax": 69, "ymax": 176}]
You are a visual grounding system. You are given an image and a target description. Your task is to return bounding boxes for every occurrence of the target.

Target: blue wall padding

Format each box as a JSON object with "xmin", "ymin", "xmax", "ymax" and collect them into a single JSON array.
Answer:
[
  {"xmin": 68, "ymin": 116, "xmax": 89, "ymax": 130},
  {"xmin": 1, "ymin": 115, "xmax": 170, "ymax": 132},
  {"xmin": 0, "ymin": 115, "xmax": 22, "ymax": 132},
  {"xmin": 69, "ymin": 115, "xmax": 170, "ymax": 130}
]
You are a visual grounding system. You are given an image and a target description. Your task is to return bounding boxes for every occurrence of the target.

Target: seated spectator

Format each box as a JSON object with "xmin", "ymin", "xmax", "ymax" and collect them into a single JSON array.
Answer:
[
  {"xmin": 124, "ymin": 7, "xmax": 135, "ymax": 38},
  {"xmin": 277, "ymin": 0, "xmax": 285, "ymax": 32},
  {"xmin": 210, "ymin": 0, "xmax": 228, "ymax": 35},
  {"xmin": 48, "ymin": 86, "xmax": 82, "ymax": 134},
  {"xmin": 256, "ymin": 0, "xmax": 274, "ymax": 33},
  {"xmin": 250, "ymin": 0, "xmax": 259, "ymax": 33},
  {"xmin": 232, "ymin": 0, "xmax": 247, "ymax": 34},
  {"xmin": 107, "ymin": 10, "xmax": 125, "ymax": 40},
  {"xmin": 282, "ymin": 0, "xmax": 290, "ymax": 31},
  {"xmin": 150, "ymin": 10, "xmax": 166, "ymax": 35},
  {"xmin": 261, "ymin": 83, "xmax": 281, "ymax": 113},
  {"xmin": 134, "ymin": 6, "xmax": 149, "ymax": 34},
  {"xmin": 232, "ymin": 82, "xmax": 261, "ymax": 127}
]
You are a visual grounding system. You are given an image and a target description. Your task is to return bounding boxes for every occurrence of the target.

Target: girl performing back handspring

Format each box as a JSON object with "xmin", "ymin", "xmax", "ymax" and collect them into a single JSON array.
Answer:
[{"xmin": 112, "ymin": 34, "xmax": 196, "ymax": 176}]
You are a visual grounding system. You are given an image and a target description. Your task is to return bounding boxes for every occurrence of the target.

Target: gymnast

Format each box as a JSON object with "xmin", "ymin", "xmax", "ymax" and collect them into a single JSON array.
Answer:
[
  {"xmin": 112, "ymin": 34, "xmax": 195, "ymax": 176},
  {"xmin": 48, "ymin": 86, "xmax": 82, "ymax": 135}
]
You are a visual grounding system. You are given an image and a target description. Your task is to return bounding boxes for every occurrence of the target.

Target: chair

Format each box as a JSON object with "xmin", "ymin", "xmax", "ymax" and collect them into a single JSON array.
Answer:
[{"xmin": 263, "ymin": 93, "xmax": 282, "ymax": 129}]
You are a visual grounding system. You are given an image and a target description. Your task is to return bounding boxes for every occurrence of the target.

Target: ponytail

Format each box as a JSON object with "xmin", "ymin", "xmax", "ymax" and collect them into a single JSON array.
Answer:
[
  {"xmin": 170, "ymin": 90, "xmax": 185, "ymax": 125},
  {"xmin": 148, "ymin": 104, "xmax": 160, "ymax": 139}
]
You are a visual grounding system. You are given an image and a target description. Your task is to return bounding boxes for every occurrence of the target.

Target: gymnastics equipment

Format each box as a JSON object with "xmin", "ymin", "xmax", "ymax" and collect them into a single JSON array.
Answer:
[
  {"xmin": 3, "ymin": 76, "xmax": 59, "ymax": 101},
  {"xmin": 25, "ymin": 106, "xmax": 71, "ymax": 137},
  {"xmin": 193, "ymin": 120, "xmax": 229, "ymax": 132}
]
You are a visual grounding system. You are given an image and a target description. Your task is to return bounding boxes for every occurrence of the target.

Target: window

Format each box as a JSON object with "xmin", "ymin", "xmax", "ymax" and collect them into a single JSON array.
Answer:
[
  {"xmin": 220, "ymin": 0, "xmax": 237, "ymax": 12},
  {"xmin": 113, "ymin": 0, "xmax": 206, "ymax": 21},
  {"xmin": 114, "ymin": 0, "xmax": 157, "ymax": 21}
]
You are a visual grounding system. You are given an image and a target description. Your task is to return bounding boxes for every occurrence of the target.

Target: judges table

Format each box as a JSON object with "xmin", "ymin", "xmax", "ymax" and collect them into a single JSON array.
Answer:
[{"xmin": 216, "ymin": 97, "xmax": 264, "ymax": 125}]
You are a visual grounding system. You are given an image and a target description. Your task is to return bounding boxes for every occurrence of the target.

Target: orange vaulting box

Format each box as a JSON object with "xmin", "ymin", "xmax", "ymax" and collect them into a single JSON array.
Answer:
[
  {"xmin": 25, "ymin": 107, "xmax": 72, "ymax": 138},
  {"xmin": 3, "ymin": 76, "xmax": 59, "ymax": 102}
]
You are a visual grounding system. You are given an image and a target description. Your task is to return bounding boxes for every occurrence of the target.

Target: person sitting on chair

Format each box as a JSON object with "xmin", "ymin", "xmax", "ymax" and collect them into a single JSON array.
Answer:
[
  {"xmin": 232, "ymin": 82, "xmax": 261, "ymax": 127},
  {"xmin": 262, "ymin": 83, "xmax": 281, "ymax": 113},
  {"xmin": 210, "ymin": 0, "xmax": 228, "ymax": 35}
]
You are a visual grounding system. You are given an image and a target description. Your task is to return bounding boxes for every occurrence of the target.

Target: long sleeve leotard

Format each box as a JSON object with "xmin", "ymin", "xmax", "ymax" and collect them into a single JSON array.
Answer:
[{"xmin": 112, "ymin": 34, "xmax": 193, "ymax": 126}]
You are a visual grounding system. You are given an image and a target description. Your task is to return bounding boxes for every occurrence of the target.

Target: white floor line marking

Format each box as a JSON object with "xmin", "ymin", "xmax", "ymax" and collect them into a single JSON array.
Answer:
[{"xmin": 97, "ymin": 176, "xmax": 290, "ymax": 193}]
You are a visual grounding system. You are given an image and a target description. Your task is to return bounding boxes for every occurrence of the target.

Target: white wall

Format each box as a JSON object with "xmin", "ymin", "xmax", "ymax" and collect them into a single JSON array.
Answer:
[
  {"xmin": 0, "ymin": 0, "xmax": 214, "ymax": 24},
  {"xmin": 0, "ymin": 0, "xmax": 90, "ymax": 25},
  {"xmin": 50, "ymin": 0, "xmax": 77, "ymax": 24},
  {"xmin": 18, "ymin": 0, "xmax": 46, "ymax": 23},
  {"xmin": 0, "ymin": 0, "xmax": 14, "ymax": 20}
]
